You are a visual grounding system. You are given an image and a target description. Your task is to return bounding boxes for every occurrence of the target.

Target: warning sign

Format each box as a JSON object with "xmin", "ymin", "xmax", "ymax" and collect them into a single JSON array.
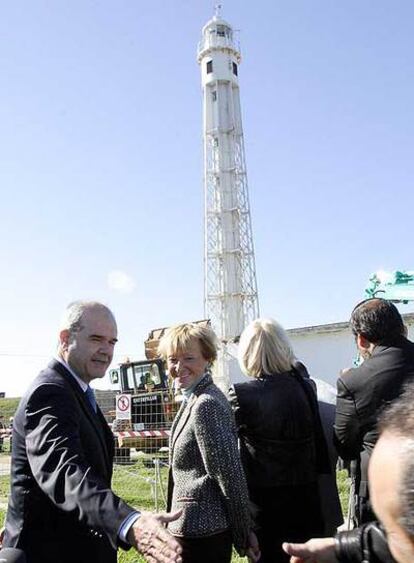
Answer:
[{"xmin": 116, "ymin": 394, "xmax": 131, "ymax": 420}]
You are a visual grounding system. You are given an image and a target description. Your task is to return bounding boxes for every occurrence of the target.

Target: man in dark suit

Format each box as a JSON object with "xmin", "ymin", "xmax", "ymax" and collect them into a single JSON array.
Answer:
[
  {"xmin": 2, "ymin": 301, "xmax": 182, "ymax": 563},
  {"xmin": 334, "ymin": 298, "xmax": 414, "ymax": 524},
  {"xmin": 284, "ymin": 380, "xmax": 414, "ymax": 563}
]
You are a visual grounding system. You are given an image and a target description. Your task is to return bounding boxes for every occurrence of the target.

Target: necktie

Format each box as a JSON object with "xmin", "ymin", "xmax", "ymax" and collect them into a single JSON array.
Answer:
[{"xmin": 85, "ymin": 386, "xmax": 97, "ymax": 413}]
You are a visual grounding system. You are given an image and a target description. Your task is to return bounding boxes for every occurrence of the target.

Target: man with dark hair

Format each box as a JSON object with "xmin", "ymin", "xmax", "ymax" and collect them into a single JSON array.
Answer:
[
  {"xmin": 349, "ymin": 298, "xmax": 406, "ymax": 344},
  {"xmin": 283, "ymin": 381, "xmax": 414, "ymax": 562},
  {"xmin": 334, "ymin": 298, "xmax": 414, "ymax": 524}
]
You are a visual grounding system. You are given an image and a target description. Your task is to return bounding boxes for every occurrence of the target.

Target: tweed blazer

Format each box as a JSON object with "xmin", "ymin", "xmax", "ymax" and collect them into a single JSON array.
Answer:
[{"xmin": 167, "ymin": 373, "xmax": 251, "ymax": 553}]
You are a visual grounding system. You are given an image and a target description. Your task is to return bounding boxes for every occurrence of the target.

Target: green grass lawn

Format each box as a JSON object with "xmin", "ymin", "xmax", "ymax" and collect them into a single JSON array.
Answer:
[
  {"xmin": 113, "ymin": 462, "xmax": 249, "ymax": 562},
  {"xmin": 0, "ymin": 462, "xmax": 350, "ymax": 562},
  {"xmin": 336, "ymin": 469, "xmax": 351, "ymax": 517},
  {"xmin": 0, "ymin": 397, "xmax": 20, "ymax": 422},
  {"xmin": 0, "ymin": 474, "xmax": 10, "ymax": 499}
]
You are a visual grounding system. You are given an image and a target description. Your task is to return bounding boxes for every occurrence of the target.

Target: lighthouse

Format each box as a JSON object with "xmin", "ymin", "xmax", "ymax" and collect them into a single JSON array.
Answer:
[{"xmin": 197, "ymin": 7, "xmax": 259, "ymax": 388}]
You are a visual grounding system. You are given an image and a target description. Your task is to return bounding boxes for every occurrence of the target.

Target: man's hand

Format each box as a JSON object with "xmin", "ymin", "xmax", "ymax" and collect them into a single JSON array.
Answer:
[
  {"xmin": 282, "ymin": 538, "xmax": 338, "ymax": 563},
  {"xmin": 246, "ymin": 530, "xmax": 261, "ymax": 562},
  {"xmin": 127, "ymin": 510, "xmax": 183, "ymax": 563}
]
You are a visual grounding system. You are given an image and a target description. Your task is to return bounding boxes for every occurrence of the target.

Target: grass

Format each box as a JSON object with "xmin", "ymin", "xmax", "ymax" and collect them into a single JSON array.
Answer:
[
  {"xmin": 112, "ymin": 461, "xmax": 247, "ymax": 562},
  {"xmin": 0, "ymin": 397, "xmax": 20, "ymax": 421},
  {"xmin": 0, "ymin": 460, "xmax": 350, "ymax": 562},
  {"xmin": 0, "ymin": 475, "xmax": 10, "ymax": 499},
  {"xmin": 336, "ymin": 469, "xmax": 350, "ymax": 517}
]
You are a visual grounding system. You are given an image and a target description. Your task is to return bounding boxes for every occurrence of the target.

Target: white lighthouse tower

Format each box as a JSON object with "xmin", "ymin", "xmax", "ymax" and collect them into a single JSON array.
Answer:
[{"xmin": 197, "ymin": 7, "xmax": 259, "ymax": 388}]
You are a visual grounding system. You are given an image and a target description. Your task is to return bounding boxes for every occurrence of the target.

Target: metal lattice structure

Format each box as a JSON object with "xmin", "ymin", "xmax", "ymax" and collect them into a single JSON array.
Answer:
[{"xmin": 197, "ymin": 8, "xmax": 259, "ymax": 387}]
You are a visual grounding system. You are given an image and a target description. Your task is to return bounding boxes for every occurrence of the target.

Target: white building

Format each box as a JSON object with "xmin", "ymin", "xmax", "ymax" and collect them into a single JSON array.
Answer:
[{"xmin": 228, "ymin": 314, "xmax": 414, "ymax": 388}]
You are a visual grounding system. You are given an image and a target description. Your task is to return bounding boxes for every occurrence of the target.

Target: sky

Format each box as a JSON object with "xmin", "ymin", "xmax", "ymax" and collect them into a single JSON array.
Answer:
[{"xmin": 1, "ymin": 1, "xmax": 413, "ymax": 396}]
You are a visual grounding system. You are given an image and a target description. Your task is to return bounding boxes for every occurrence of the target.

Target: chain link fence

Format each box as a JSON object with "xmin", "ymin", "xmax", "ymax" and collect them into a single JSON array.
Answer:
[{"xmin": 0, "ymin": 398, "xmax": 15, "ymax": 482}]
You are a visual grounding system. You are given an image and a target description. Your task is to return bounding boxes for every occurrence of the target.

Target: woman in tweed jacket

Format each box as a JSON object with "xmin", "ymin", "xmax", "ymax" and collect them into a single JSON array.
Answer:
[{"xmin": 158, "ymin": 323, "xmax": 260, "ymax": 563}]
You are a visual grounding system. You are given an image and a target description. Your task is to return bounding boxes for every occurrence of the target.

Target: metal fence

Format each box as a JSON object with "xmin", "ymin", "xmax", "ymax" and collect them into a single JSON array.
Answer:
[
  {"xmin": 0, "ymin": 399, "xmax": 15, "ymax": 481},
  {"xmin": 95, "ymin": 389, "xmax": 178, "ymax": 466}
]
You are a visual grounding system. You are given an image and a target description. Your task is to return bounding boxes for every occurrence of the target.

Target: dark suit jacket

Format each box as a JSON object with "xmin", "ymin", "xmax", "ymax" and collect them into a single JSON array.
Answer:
[
  {"xmin": 3, "ymin": 360, "xmax": 134, "ymax": 563},
  {"xmin": 334, "ymin": 337, "xmax": 414, "ymax": 484}
]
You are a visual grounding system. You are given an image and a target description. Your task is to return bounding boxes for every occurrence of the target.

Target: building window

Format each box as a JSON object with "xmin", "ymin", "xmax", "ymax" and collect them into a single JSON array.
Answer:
[
  {"xmin": 212, "ymin": 90, "xmax": 217, "ymax": 102},
  {"xmin": 232, "ymin": 62, "xmax": 238, "ymax": 76},
  {"xmin": 206, "ymin": 60, "xmax": 213, "ymax": 74}
]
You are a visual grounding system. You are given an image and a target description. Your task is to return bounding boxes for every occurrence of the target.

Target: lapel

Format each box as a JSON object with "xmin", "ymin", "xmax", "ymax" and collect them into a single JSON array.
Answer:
[
  {"xmin": 49, "ymin": 360, "xmax": 112, "ymax": 470},
  {"xmin": 169, "ymin": 373, "xmax": 213, "ymax": 457},
  {"xmin": 169, "ymin": 396, "xmax": 194, "ymax": 457}
]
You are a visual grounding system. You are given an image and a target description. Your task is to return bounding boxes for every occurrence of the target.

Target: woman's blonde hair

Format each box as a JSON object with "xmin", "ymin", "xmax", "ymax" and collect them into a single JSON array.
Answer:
[
  {"xmin": 158, "ymin": 322, "xmax": 218, "ymax": 362},
  {"xmin": 238, "ymin": 318, "xmax": 295, "ymax": 378}
]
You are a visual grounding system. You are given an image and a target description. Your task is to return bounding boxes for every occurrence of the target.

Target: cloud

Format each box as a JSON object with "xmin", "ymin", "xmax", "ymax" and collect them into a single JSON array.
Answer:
[{"xmin": 107, "ymin": 270, "xmax": 136, "ymax": 294}]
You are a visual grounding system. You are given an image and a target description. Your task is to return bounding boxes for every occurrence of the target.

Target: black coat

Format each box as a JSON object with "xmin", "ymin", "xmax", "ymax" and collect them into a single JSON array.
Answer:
[
  {"xmin": 3, "ymin": 360, "xmax": 133, "ymax": 563},
  {"xmin": 334, "ymin": 337, "xmax": 414, "ymax": 477},
  {"xmin": 230, "ymin": 369, "xmax": 330, "ymax": 488},
  {"xmin": 230, "ymin": 370, "xmax": 330, "ymax": 561}
]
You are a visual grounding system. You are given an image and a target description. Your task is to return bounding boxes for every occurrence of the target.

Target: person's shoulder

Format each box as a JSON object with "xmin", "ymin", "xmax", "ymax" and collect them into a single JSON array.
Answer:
[
  {"xmin": 14, "ymin": 362, "xmax": 72, "ymax": 419},
  {"xmin": 201, "ymin": 383, "xmax": 227, "ymax": 403},
  {"xmin": 195, "ymin": 384, "xmax": 231, "ymax": 415},
  {"xmin": 337, "ymin": 365, "xmax": 363, "ymax": 389},
  {"xmin": 27, "ymin": 363, "xmax": 74, "ymax": 403},
  {"xmin": 234, "ymin": 378, "xmax": 261, "ymax": 393},
  {"xmin": 401, "ymin": 337, "xmax": 414, "ymax": 355},
  {"xmin": 234, "ymin": 379, "xmax": 254, "ymax": 389},
  {"xmin": 232, "ymin": 379, "xmax": 261, "ymax": 404},
  {"xmin": 233, "ymin": 381, "xmax": 246, "ymax": 397},
  {"xmin": 364, "ymin": 342, "xmax": 412, "ymax": 373},
  {"xmin": 337, "ymin": 357, "xmax": 382, "ymax": 395}
]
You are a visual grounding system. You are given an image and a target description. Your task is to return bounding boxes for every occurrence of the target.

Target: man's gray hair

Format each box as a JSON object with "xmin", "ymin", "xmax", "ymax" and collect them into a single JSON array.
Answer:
[
  {"xmin": 59, "ymin": 301, "xmax": 114, "ymax": 333},
  {"xmin": 59, "ymin": 300, "xmax": 115, "ymax": 336}
]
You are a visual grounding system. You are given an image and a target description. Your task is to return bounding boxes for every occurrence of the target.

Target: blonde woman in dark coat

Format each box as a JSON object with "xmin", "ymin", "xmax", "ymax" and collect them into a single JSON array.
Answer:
[
  {"xmin": 158, "ymin": 323, "xmax": 260, "ymax": 563},
  {"xmin": 229, "ymin": 318, "xmax": 330, "ymax": 563}
]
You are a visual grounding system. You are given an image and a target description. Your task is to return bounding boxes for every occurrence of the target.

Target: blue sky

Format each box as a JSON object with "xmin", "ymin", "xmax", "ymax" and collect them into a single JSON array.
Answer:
[{"xmin": 1, "ymin": 1, "xmax": 413, "ymax": 396}]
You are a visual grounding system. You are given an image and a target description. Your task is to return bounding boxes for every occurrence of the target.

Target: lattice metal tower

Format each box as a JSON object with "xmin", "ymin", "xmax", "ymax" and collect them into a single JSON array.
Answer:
[{"xmin": 197, "ymin": 7, "xmax": 259, "ymax": 387}]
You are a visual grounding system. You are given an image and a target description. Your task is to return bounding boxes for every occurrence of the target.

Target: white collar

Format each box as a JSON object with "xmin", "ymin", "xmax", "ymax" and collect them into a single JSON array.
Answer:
[{"xmin": 55, "ymin": 356, "xmax": 88, "ymax": 392}]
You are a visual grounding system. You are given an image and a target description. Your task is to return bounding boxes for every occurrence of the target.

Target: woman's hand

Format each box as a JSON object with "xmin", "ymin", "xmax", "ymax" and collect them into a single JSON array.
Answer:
[{"xmin": 246, "ymin": 530, "xmax": 261, "ymax": 562}]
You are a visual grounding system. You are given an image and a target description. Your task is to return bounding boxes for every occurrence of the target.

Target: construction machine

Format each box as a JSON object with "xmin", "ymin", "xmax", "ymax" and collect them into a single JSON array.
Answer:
[{"xmin": 365, "ymin": 270, "xmax": 414, "ymax": 302}]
